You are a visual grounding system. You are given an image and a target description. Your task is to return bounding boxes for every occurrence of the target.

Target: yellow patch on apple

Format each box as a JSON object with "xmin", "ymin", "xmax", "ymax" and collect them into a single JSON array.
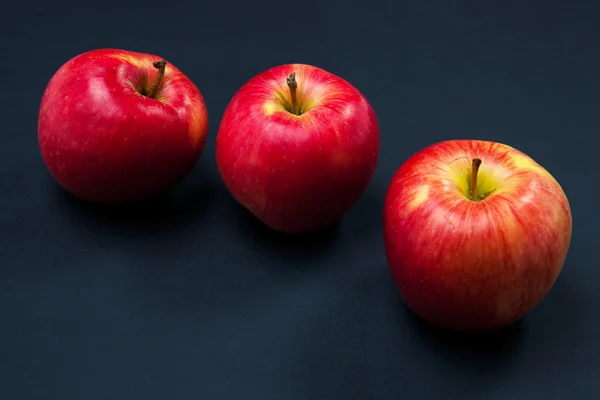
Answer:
[
  {"xmin": 408, "ymin": 185, "xmax": 429, "ymax": 210},
  {"xmin": 188, "ymin": 111, "xmax": 208, "ymax": 147}
]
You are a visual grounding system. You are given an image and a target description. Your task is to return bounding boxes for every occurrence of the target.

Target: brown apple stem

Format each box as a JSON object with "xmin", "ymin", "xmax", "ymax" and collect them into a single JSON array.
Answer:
[
  {"xmin": 147, "ymin": 60, "xmax": 167, "ymax": 98},
  {"xmin": 471, "ymin": 158, "xmax": 482, "ymax": 201},
  {"xmin": 286, "ymin": 72, "xmax": 299, "ymax": 115}
]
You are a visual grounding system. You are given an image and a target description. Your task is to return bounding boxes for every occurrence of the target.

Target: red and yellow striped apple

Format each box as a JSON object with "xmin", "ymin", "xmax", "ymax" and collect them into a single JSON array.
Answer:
[
  {"xmin": 38, "ymin": 48, "xmax": 209, "ymax": 203},
  {"xmin": 383, "ymin": 140, "xmax": 572, "ymax": 331},
  {"xmin": 216, "ymin": 64, "xmax": 380, "ymax": 234}
]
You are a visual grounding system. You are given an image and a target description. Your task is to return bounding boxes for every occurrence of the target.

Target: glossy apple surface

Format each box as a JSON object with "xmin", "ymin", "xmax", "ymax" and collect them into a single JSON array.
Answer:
[
  {"xmin": 383, "ymin": 140, "xmax": 572, "ymax": 331},
  {"xmin": 216, "ymin": 63, "xmax": 380, "ymax": 234},
  {"xmin": 38, "ymin": 48, "xmax": 209, "ymax": 203}
]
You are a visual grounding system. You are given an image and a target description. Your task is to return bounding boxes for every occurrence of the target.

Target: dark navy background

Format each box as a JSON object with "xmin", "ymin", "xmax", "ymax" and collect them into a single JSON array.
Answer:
[{"xmin": 2, "ymin": 1, "xmax": 598, "ymax": 399}]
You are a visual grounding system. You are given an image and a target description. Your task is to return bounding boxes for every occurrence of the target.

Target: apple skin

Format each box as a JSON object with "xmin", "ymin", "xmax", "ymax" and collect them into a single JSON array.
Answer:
[
  {"xmin": 216, "ymin": 63, "xmax": 380, "ymax": 234},
  {"xmin": 383, "ymin": 140, "xmax": 572, "ymax": 331},
  {"xmin": 38, "ymin": 48, "xmax": 209, "ymax": 203}
]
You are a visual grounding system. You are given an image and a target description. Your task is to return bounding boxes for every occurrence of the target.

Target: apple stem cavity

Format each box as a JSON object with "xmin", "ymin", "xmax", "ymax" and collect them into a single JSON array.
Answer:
[
  {"xmin": 470, "ymin": 158, "xmax": 482, "ymax": 201},
  {"xmin": 147, "ymin": 60, "xmax": 167, "ymax": 99},
  {"xmin": 286, "ymin": 72, "xmax": 299, "ymax": 115}
]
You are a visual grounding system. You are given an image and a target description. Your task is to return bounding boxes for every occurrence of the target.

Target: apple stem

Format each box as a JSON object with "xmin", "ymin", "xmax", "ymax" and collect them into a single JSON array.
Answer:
[
  {"xmin": 286, "ymin": 72, "xmax": 299, "ymax": 115},
  {"xmin": 147, "ymin": 60, "xmax": 167, "ymax": 99},
  {"xmin": 471, "ymin": 158, "xmax": 482, "ymax": 201}
]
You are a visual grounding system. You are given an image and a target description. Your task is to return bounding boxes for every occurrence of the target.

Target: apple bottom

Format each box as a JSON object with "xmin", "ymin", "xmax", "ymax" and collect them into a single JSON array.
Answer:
[
  {"xmin": 229, "ymin": 175, "xmax": 368, "ymax": 234},
  {"xmin": 394, "ymin": 284, "xmax": 540, "ymax": 332},
  {"xmin": 238, "ymin": 201, "xmax": 353, "ymax": 235},
  {"xmin": 386, "ymin": 244, "xmax": 565, "ymax": 332},
  {"xmin": 42, "ymin": 144, "xmax": 199, "ymax": 204}
]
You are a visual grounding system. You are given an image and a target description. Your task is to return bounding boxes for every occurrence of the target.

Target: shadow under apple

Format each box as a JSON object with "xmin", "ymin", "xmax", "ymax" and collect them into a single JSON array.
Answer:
[
  {"xmin": 400, "ymin": 295, "xmax": 526, "ymax": 365},
  {"xmin": 55, "ymin": 174, "xmax": 219, "ymax": 241},
  {"xmin": 231, "ymin": 200, "xmax": 342, "ymax": 268}
]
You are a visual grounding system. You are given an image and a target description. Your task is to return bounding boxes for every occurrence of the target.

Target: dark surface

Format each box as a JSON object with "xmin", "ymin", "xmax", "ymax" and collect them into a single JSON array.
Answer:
[{"xmin": 1, "ymin": 1, "xmax": 598, "ymax": 399}]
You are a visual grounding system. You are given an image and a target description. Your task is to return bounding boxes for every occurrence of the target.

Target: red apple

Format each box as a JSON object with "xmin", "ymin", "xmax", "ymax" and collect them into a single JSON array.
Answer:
[
  {"xmin": 383, "ymin": 140, "xmax": 572, "ymax": 331},
  {"xmin": 216, "ymin": 64, "xmax": 380, "ymax": 234},
  {"xmin": 38, "ymin": 48, "xmax": 209, "ymax": 203}
]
